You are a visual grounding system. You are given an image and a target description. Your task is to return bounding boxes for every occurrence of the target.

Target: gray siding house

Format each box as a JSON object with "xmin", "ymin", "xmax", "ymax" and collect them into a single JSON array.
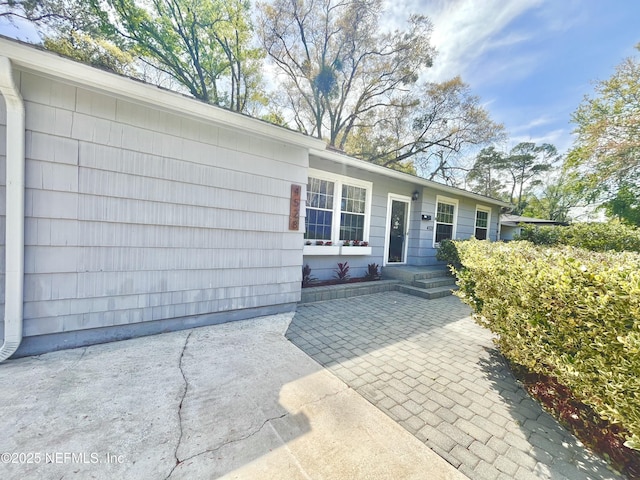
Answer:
[
  {"xmin": 303, "ymin": 150, "xmax": 507, "ymax": 280},
  {"xmin": 0, "ymin": 37, "xmax": 507, "ymax": 360},
  {"xmin": 500, "ymin": 214, "xmax": 567, "ymax": 241}
]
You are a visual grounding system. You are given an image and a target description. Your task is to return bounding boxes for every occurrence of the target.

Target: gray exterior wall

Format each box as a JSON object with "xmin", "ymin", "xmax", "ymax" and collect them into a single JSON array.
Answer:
[
  {"xmin": 1, "ymin": 69, "xmax": 308, "ymax": 354},
  {"xmin": 413, "ymin": 193, "xmax": 501, "ymax": 265},
  {"xmin": 304, "ymin": 155, "xmax": 502, "ymax": 280},
  {"xmin": 501, "ymin": 225, "xmax": 519, "ymax": 241},
  {"xmin": 303, "ymin": 156, "xmax": 423, "ymax": 280},
  {"xmin": 0, "ymin": 96, "xmax": 5, "ymax": 327}
]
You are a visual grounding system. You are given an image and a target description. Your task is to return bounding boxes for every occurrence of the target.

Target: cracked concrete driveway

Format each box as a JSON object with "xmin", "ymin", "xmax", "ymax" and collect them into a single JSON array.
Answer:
[{"xmin": 0, "ymin": 313, "xmax": 464, "ymax": 480}]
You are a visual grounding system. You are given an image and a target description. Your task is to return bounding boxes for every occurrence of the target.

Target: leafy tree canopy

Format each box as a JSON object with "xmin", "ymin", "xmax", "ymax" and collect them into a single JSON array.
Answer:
[
  {"xmin": 95, "ymin": 0, "xmax": 265, "ymax": 112},
  {"xmin": 5, "ymin": 0, "xmax": 503, "ymax": 179},
  {"xmin": 347, "ymin": 76, "xmax": 504, "ymax": 178},
  {"xmin": 567, "ymin": 43, "xmax": 640, "ymax": 225},
  {"xmin": 258, "ymin": 0, "xmax": 502, "ymax": 175},
  {"xmin": 258, "ymin": 0, "xmax": 434, "ymax": 147},
  {"xmin": 3, "ymin": 0, "xmax": 265, "ymax": 113},
  {"xmin": 466, "ymin": 142, "xmax": 558, "ymax": 214}
]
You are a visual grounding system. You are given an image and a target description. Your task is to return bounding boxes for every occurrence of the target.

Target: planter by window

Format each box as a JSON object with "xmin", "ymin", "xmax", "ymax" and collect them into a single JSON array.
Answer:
[
  {"xmin": 303, "ymin": 245, "xmax": 341, "ymax": 256},
  {"xmin": 339, "ymin": 246, "xmax": 372, "ymax": 256}
]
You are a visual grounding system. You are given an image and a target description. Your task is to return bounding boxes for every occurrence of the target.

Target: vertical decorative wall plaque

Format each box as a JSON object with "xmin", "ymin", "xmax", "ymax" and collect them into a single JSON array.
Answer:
[{"xmin": 289, "ymin": 184, "xmax": 301, "ymax": 230}]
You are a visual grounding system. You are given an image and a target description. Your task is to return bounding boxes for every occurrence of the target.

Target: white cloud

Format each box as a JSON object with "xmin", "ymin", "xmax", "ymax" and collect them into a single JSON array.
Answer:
[
  {"xmin": 425, "ymin": 0, "xmax": 543, "ymax": 82},
  {"xmin": 510, "ymin": 128, "xmax": 573, "ymax": 152},
  {"xmin": 510, "ymin": 115, "xmax": 555, "ymax": 133},
  {"xmin": 383, "ymin": 0, "xmax": 545, "ymax": 84}
]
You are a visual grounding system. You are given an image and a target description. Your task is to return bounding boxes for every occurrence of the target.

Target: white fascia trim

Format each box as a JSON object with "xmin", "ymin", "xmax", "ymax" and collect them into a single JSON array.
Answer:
[
  {"xmin": 310, "ymin": 148, "xmax": 510, "ymax": 208},
  {"xmin": 308, "ymin": 168, "xmax": 373, "ymax": 191},
  {"xmin": 0, "ymin": 37, "xmax": 325, "ymax": 151},
  {"xmin": 0, "ymin": 56, "xmax": 25, "ymax": 362}
]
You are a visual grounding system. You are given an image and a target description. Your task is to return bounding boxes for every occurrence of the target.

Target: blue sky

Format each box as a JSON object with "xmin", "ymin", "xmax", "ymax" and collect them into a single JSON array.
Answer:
[
  {"xmin": 386, "ymin": 0, "xmax": 640, "ymax": 154},
  {"xmin": 2, "ymin": 1, "xmax": 639, "ymax": 156}
]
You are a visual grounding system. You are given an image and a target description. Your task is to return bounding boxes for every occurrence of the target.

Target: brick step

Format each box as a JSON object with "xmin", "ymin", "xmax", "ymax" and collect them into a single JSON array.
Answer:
[
  {"xmin": 300, "ymin": 280, "xmax": 400, "ymax": 304},
  {"xmin": 396, "ymin": 284, "xmax": 458, "ymax": 300},
  {"xmin": 413, "ymin": 277, "xmax": 456, "ymax": 289},
  {"xmin": 382, "ymin": 265, "xmax": 451, "ymax": 283},
  {"xmin": 413, "ymin": 269, "xmax": 453, "ymax": 281}
]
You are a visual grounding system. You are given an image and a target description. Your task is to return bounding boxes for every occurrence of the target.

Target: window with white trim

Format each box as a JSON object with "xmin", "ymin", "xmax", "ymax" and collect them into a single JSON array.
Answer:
[
  {"xmin": 305, "ymin": 170, "xmax": 372, "ymax": 243},
  {"xmin": 340, "ymin": 184, "xmax": 367, "ymax": 241},
  {"xmin": 434, "ymin": 196, "xmax": 458, "ymax": 246},
  {"xmin": 306, "ymin": 178, "xmax": 334, "ymax": 240},
  {"xmin": 475, "ymin": 206, "xmax": 491, "ymax": 240}
]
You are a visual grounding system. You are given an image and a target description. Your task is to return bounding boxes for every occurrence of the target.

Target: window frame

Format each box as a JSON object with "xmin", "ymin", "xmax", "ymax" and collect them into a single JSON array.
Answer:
[
  {"xmin": 433, "ymin": 195, "xmax": 459, "ymax": 247},
  {"xmin": 474, "ymin": 205, "xmax": 492, "ymax": 240},
  {"xmin": 305, "ymin": 169, "xmax": 373, "ymax": 244}
]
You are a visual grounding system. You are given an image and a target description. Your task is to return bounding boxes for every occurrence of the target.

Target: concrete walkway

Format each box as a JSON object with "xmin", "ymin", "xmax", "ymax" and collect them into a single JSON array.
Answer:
[
  {"xmin": 0, "ymin": 314, "xmax": 465, "ymax": 480},
  {"xmin": 287, "ymin": 292, "xmax": 622, "ymax": 480}
]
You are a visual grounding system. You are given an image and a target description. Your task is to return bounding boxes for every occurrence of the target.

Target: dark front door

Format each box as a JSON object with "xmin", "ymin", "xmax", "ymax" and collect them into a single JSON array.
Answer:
[{"xmin": 388, "ymin": 199, "xmax": 409, "ymax": 263}]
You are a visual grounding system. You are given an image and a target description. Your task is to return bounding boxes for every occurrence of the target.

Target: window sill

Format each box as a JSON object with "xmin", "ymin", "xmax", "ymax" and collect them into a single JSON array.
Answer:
[
  {"xmin": 303, "ymin": 245, "xmax": 340, "ymax": 256},
  {"xmin": 303, "ymin": 245, "xmax": 372, "ymax": 256},
  {"xmin": 339, "ymin": 246, "xmax": 372, "ymax": 256}
]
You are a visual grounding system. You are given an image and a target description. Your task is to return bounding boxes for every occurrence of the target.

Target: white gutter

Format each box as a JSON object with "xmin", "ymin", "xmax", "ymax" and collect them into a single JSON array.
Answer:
[{"xmin": 0, "ymin": 56, "xmax": 25, "ymax": 362}]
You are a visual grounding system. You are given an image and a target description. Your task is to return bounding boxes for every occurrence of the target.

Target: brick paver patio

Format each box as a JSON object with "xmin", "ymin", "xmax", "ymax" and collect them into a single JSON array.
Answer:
[{"xmin": 286, "ymin": 292, "xmax": 622, "ymax": 480}]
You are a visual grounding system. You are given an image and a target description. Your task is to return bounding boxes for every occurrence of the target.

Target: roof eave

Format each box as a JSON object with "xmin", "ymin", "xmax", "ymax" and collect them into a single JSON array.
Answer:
[
  {"xmin": 0, "ymin": 36, "xmax": 325, "ymax": 151},
  {"xmin": 310, "ymin": 148, "xmax": 511, "ymax": 207}
]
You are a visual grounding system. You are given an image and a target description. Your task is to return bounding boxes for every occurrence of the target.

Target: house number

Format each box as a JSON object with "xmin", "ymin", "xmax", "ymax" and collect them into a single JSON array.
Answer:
[{"xmin": 289, "ymin": 184, "xmax": 301, "ymax": 230}]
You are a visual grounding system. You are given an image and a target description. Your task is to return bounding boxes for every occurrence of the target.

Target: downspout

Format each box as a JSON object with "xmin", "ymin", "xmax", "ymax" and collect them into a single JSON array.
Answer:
[{"xmin": 0, "ymin": 57, "xmax": 25, "ymax": 362}]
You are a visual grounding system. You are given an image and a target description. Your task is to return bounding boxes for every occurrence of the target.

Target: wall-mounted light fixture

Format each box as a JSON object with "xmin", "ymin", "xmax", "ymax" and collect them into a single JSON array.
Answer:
[
  {"xmin": 421, "ymin": 214, "xmax": 432, "ymax": 221},
  {"xmin": 411, "ymin": 190, "xmax": 419, "ymax": 201}
]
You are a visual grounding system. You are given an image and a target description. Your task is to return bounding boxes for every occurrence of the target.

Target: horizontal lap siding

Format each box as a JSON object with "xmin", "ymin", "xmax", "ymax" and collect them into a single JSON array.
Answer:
[
  {"xmin": 303, "ymin": 157, "xmax": 503, "ymax": 273},
  {"xmin": 304, "ymin": 157, "xmax": 422, "ymax": 280},
  {"xmin": 14, "ymin": 71, "xmax": 307, "ymax": 338},
  {"xmin": 457, "ymin": 197, "xmax": 501, "ymax": 242}
]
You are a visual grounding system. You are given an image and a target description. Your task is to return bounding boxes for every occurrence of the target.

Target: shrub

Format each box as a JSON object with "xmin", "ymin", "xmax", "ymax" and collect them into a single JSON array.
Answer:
[
  {"xmin": 302, "ymin": 264, "xmax": 315, "ymax": 287},
  {"xmin": 452, "ymin": 239, "xmax": 640, "ymax": 451},
  {"xmin": 515, "ymin": 224, "xmax": 561, "ymax": 246},
  {"xmin": 435, "ymin": 238, "xmax": 461, "ymax": 268},
  {"xmin": 365, "ymin": 263, "xmax": 380, "ymax": 280},
  {"xmin": 516, "ymin": 221, "xmax": 640, "ymax": 252},
  {"xmin": 334, "ymin": 262, "xmax": 350, "ymax": 282}
]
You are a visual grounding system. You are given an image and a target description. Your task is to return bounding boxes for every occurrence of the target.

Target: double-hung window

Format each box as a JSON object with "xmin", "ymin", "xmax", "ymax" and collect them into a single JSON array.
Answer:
[
  {"xmin": 340, "ymin": 184, "xmax": 367, "ymax": 241},
  {"xmin": 434, "ymin": 196, "xmax": 458, "ymax": 246},
  {"xmin": 474, "ymin": 206, "xmax": 491, "ymax": 240},
  {"xmin": 305, "ymin": 178, "xmax": 334, "ymax": 240},
  {"xmin": 305, "ymin": 170, "xmax": 372, "ymax": 244}
]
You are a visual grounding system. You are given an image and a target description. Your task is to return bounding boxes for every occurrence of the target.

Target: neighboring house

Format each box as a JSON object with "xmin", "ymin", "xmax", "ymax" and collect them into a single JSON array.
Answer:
[
  {"xmin": 0, "ymin": 37, "xmax": 508, "ymax": 360},
  {"xmin": 500, "ymin": 214, "xmax": 568, "ymax": 241}
]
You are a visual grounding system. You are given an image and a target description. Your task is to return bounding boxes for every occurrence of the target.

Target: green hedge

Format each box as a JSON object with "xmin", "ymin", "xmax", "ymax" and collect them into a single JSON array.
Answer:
[
  {"xmin": 435, "ymin": 239, "xmax": 461, "ymax": 267},
  {"xmin": 516, "ymin": 221, "xmax": 640, "ymax": 252},
  {"xmin": 453, "ymin": 239, "xmax": 640, "ymax": 450}
]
